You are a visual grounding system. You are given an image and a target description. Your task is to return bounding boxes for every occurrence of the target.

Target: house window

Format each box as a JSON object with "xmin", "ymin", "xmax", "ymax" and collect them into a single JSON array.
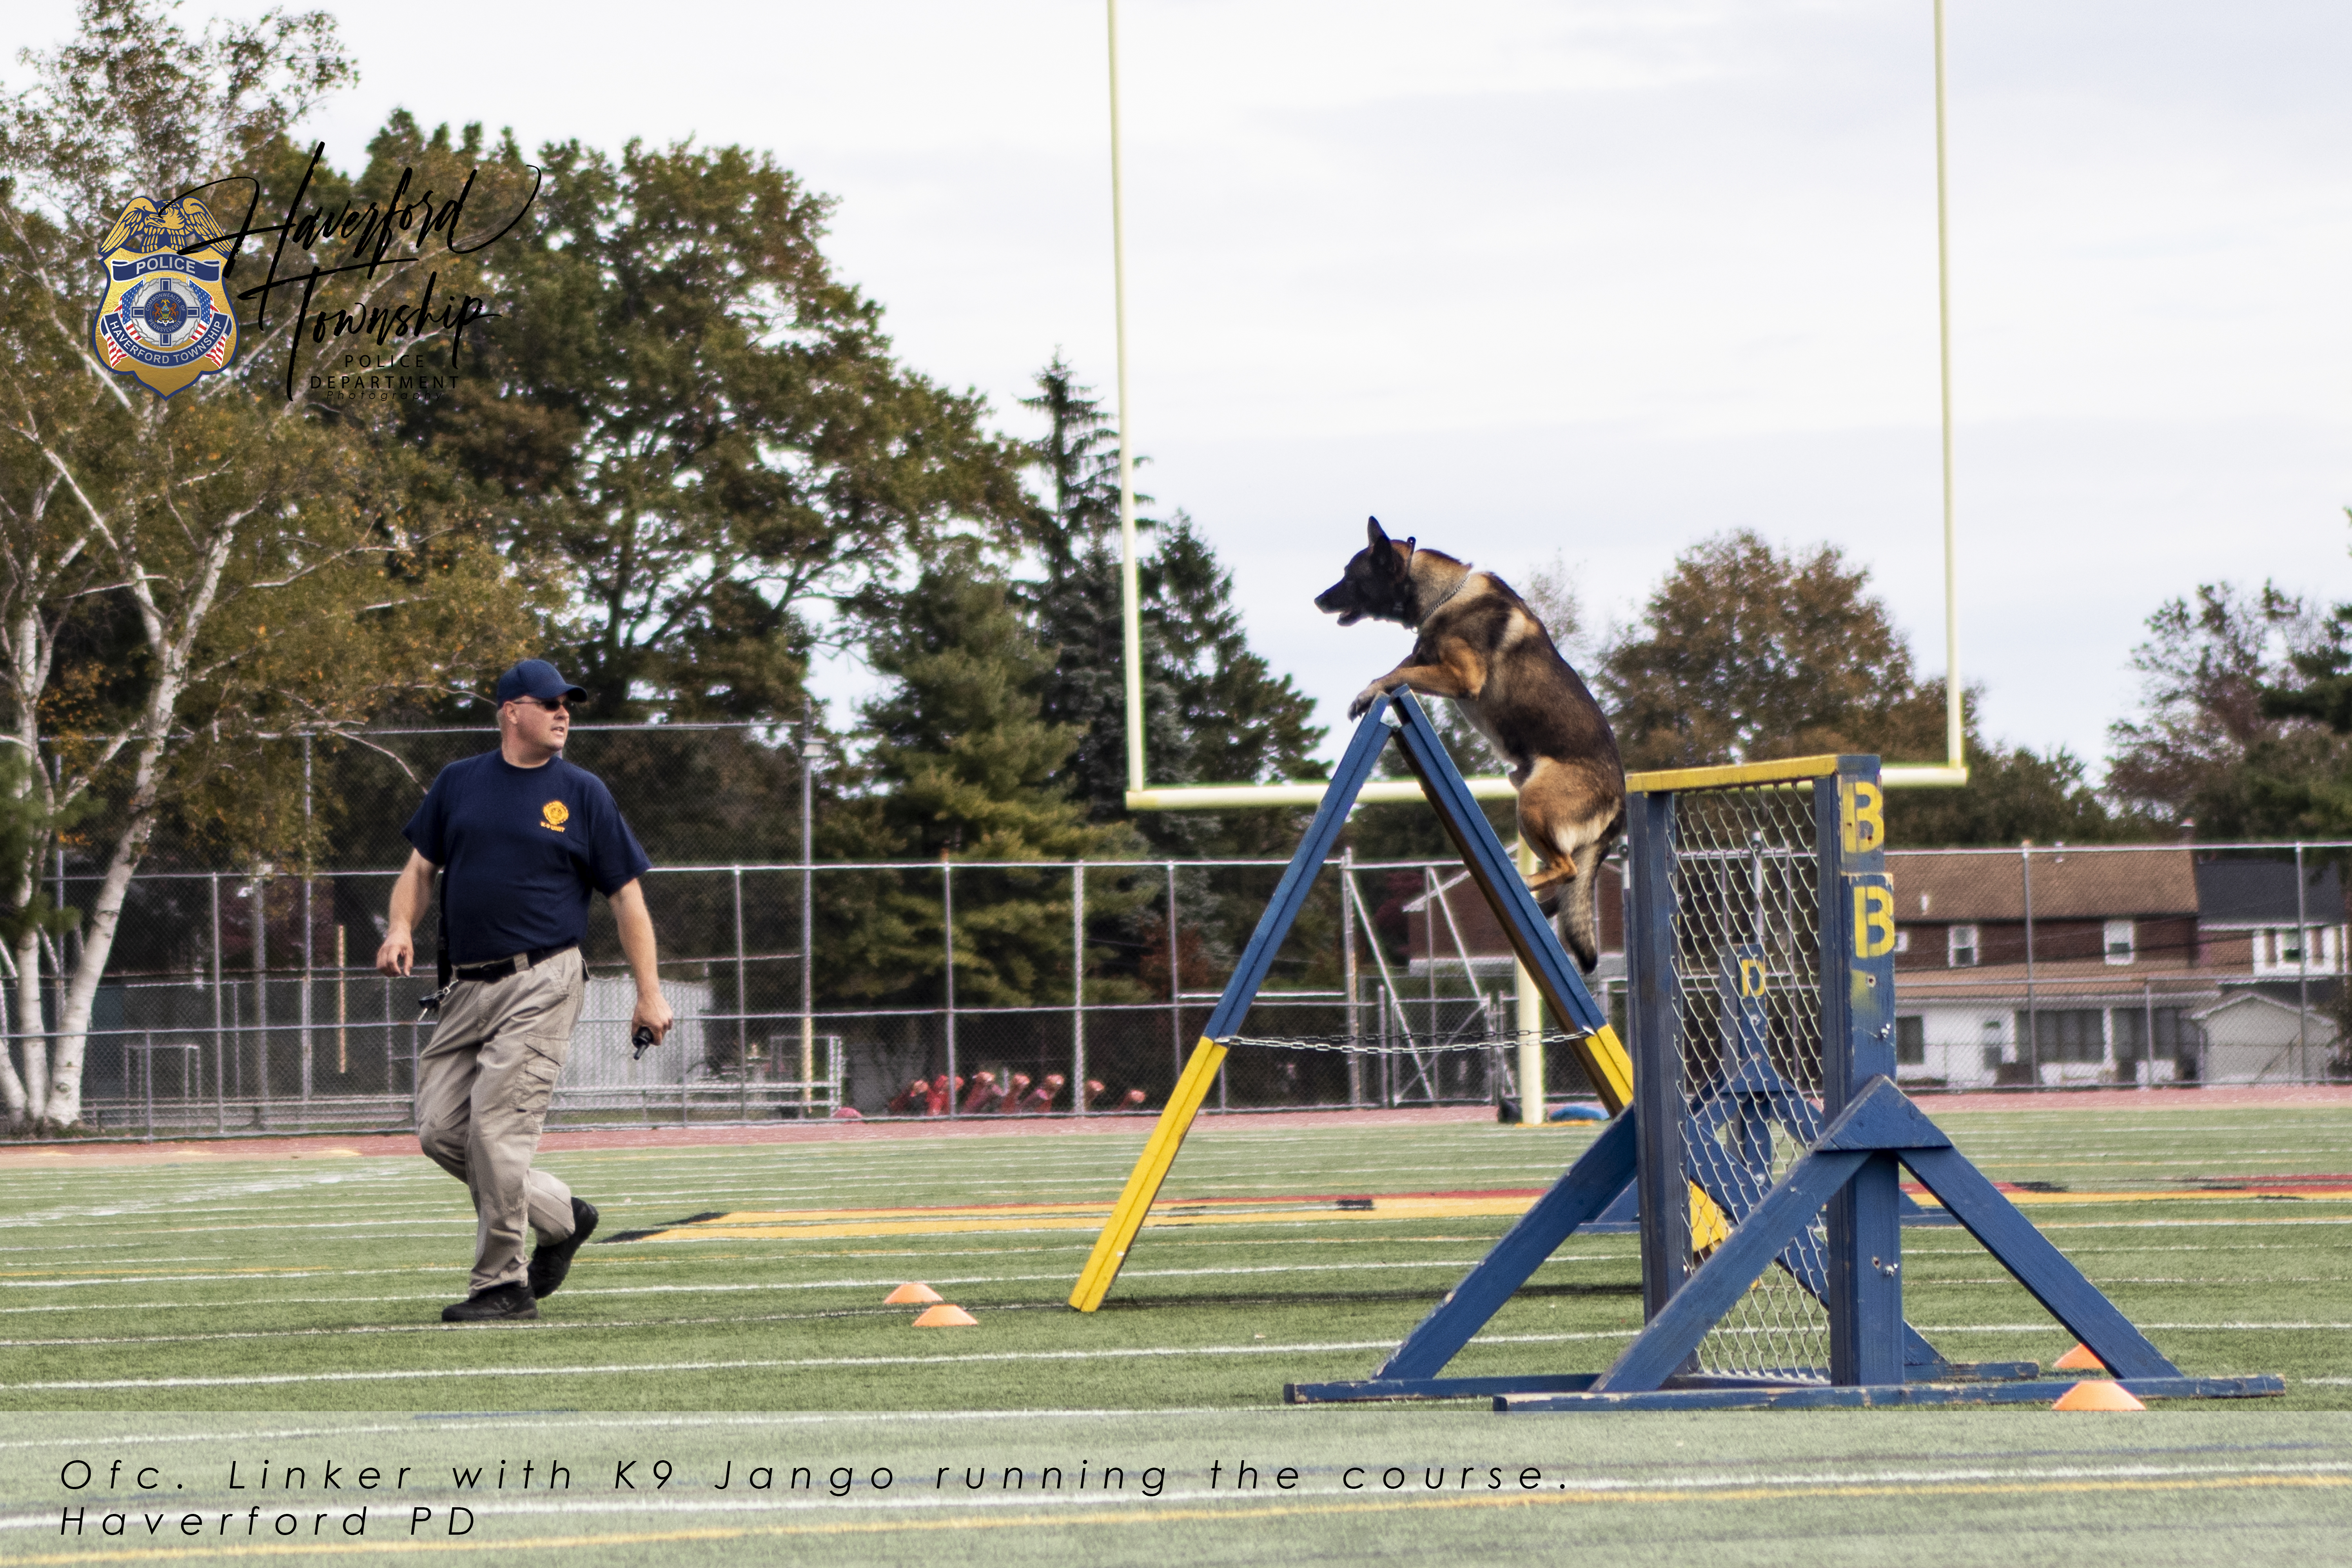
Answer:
[
  {"xmin": 1895, "ymin": 1016, "xmax": 1925, "ymax": 1065},
  {"xmin": 1948, "ymin": 924, "xmax": 1979, "ymax": 967},
  {"xmin": 2254, "ymin": 926, "xmax": 2343, "ymax": 976},
  {"xmin": 2017, "ymin": 1008, "xmax": 2106, "ymax": 1064},
  {"xmin": 2114, "ymin": 1006, "xmax": 2205, "ymax": 1062},
  {"xmin": 1893, "ymin": 929, "xmax": 1911, "ymax": 955},
  {"xmin": 2104, "ymin": 919, "xmax": 2135, "ymax": 966}
]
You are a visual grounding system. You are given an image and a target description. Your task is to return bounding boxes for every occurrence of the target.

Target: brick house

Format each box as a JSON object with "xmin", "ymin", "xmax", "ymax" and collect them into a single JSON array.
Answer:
[
  {"xmin": 1889, "ymin": 849, "xmax": 2344, "ymax": 1088},
  {"xmin": 1378, "ymin": 844, "xmax": 2343, "ymax": 1088}
]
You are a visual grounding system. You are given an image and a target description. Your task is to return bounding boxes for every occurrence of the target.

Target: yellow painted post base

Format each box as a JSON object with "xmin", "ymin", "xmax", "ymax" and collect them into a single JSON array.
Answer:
[{"xmin": 1069, "ymin": 1038, "xmax": 1229, "ymax": 1312}]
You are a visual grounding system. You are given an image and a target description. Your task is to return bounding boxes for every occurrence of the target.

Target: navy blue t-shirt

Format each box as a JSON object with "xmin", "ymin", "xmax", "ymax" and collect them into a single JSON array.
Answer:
[{"xmin": 403, "ymin": 752, "xmax": 653, "ymax": 965}]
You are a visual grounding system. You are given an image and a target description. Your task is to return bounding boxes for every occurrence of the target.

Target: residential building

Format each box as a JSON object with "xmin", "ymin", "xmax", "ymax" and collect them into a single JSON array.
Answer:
[{"xmin": 1891, "ymin": 849, "xmax": 2344, "ymax": 1089}]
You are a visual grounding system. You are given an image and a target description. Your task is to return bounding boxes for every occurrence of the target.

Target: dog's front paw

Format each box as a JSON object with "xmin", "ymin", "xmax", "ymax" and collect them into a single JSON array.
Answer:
[{"xmin": 1347, "ymin": 683, "xmax": 1388, "ymax": 719}]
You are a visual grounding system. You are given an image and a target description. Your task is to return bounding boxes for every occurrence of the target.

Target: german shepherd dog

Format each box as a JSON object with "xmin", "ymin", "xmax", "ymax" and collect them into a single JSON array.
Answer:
[{"xmin": 1316, "ymin": 518, "xmax": 1625, "ymax": 972}]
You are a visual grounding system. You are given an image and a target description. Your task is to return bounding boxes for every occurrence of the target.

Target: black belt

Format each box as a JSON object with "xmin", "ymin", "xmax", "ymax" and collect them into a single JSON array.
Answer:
[{"xmin": 451, "ymin": 942, "xmax": 578, "ymax": 984}]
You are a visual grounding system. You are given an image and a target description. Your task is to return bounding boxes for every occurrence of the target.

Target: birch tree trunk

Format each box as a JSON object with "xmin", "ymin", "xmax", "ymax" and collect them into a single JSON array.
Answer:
[
  {"xmin": 36, "ymin": 486, "xmax": 234, "ymax": 1131},
  {"xmin": 0, "ymin": 922, "xmax": 33, "ymax": 1126}
]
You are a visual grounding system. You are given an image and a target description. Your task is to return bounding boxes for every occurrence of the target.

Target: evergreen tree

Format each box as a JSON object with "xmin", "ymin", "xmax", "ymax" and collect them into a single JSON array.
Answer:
[
  {"xmin": 1886, "ymin": 724, "xmax": 2147, "ymax": 847},
  {"xmin": 828, "ymin": 543, "xmax": 1142, "ymax": 1007},
  {"xmin": 1011, "ymin": 360, "xmax": 1327, "ymax": 993},
  {"xmin": 1014, "ymin": 359, "xmax": 1325, "ymax": 853}
]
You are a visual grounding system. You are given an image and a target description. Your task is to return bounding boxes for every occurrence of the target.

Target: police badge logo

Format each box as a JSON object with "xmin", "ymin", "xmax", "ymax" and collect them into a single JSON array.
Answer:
[{"xmin": 92, "ymin": 195, "xmax": 240, "ymax": 397}]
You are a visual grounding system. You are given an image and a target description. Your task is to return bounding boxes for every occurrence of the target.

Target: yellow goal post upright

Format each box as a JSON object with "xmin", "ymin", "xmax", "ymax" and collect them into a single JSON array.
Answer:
[{"xmin": 1069, "ymin": 689, "xmax": 1635, "ymax": 1313}]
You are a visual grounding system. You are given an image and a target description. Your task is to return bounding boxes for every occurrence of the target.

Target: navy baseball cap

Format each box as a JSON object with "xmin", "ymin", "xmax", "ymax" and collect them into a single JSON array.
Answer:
[{"xmin": 495, "ymin": 660, "xmax": 588, "ymax": 705}]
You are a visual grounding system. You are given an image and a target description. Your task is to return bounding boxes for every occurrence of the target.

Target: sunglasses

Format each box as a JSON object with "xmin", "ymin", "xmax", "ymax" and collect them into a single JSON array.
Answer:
[{"xmin": 514, "ymin": 696, "xmax": 572, "ymax": 713}]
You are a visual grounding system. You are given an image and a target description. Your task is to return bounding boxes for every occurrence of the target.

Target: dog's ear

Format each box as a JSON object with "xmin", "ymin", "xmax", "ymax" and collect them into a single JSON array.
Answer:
[{"xmin": 1366, "ymin": 517, "xmax": 1387, "ymax": 548}]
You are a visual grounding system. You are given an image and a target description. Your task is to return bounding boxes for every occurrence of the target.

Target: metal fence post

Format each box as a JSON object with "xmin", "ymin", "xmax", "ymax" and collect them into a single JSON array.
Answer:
[
  {"xmin": 1341, "ymin": 848, "xmax": 1361, "ymax": 1107},
  {"xmin": 2020, "ymin": 843, "xmax": 2037, "ymax": 1082},
  {"xmin": 801, "ymin": 709, "xmax": 820, "ymax": 1116},
  {"xmin": 254, "ymin": 873, "xmax": 269, "ymax": 1129},
  {"xmin": 2295, "ymin": 840, "xmax": 2309, "ymax": 1081},
  {"xmin": 942, "ymin": 857, "xmax": 957, "ymax": 1117},
  {"xmin": 210, "ymin": 871, "xmax": 225, "ymax": 1133},
  {"xmin": 300, "ymin": 873, "xmax": 313, "ymax": 1123},
  {"xmin": 1072, "ymin": 862, "xmax": 1087, "ymax": 1117},
  {"xmin": 732, "ymin": 864, "xmax": 748, "ymax": 1123},
  {"xmin": 1167, "ymin": 860, "xmax": 1182, "ymax": 1082}
]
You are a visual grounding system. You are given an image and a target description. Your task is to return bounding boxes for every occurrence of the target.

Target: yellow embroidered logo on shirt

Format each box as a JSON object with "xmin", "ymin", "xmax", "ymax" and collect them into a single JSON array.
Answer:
[{"xmin": 541, "ymin": 800, "xmax": 570, "ymax": 833}]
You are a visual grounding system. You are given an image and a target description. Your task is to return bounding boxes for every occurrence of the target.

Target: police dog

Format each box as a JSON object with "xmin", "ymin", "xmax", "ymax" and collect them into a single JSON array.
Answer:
[{"xmin": 1316, "ymin": 518, "xmax": 1625, "ymax": 972}]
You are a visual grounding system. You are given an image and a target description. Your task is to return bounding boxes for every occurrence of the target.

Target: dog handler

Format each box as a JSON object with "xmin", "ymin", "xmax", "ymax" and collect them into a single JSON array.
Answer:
[{"xmin": 376, "ymin": 660, "xmax": 674, "ymax": 1323}]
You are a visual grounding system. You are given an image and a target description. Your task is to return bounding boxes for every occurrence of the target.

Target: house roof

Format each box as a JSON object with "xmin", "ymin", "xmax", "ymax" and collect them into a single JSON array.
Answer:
[
  {"xmin": 1886, "ymin": 849, "xmax": 2197, "ymax": 922},
  {"xmin": 2193, "ymin": 859, "xmax": 2347, "ymax": 926}
]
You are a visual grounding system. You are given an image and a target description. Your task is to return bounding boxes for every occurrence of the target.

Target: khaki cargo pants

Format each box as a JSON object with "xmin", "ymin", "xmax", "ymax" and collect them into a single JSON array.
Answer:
[{"xmin": 416, "ymin": 948, "xmax": 588, "ymax": 1294}]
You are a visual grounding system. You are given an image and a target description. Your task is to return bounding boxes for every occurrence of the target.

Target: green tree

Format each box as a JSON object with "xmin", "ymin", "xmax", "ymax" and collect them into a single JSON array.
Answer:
[
  {"xmin": 1013, "ymin": 360, "xmax": 1327, "ymax": 995},
  {"xmin": 0, "ymin": 0, "xmax": 532, "ymax": 1129},
  {"xmin": 411, "ymin": 133, "xmax": 1034, "ymax": 723},
  {"xmin": 1015, "ymin": 359, "xmax": 1324, "ymax": 851},
  {"xmin": 1886, "ymin": 728, "xmax": 2144, "ymax": 847},
  {"xmin": 828, "ymin": 543, "xmax": 1142, "ymax": 1008},
  {"xmin": 2106, "ymin": 582, "xmax": 2352, "ymax": 837},
  {"xmin": 1600, "ymin": 529, "xmax": 1946, "ymax": 770},
  {"xmin": 1582, "ymin": 532, "xmax": 2132, "ymax": 849},
  {"xmin": 2259, "ymin": 512, "xmax": 2352, "ymax": 737}
]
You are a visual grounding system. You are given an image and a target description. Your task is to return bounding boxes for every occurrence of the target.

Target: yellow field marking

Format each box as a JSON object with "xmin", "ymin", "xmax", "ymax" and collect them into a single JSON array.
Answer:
[
  {"xmin": 651, "ymin": 1196, "xmax": 1545, "ymax": 1244},
  {"xmin": 614, "ymin": 1181, "xmax": 2349, "ymax": 1245},
  {"xmin": 17, "ymin": 1471, "xmax": 2348, "ymax": 1562},
  {"xmin": 0, "ymin": 1265, "xmax": 334, "ymax": 1281},
  {"xmin": 1911, "ymin": 1188, "xmax": 2352, "ymax": 1209}
]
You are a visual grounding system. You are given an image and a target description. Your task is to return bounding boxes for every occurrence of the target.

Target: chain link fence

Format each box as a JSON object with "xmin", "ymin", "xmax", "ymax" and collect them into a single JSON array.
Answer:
[
  {"xmin": 31, "ymin": 854, "xmax": 1621, "ymax": 1139},
  {"xmin": 12, "ymin": 725, "xmax": 2346, "ymax": 1138}
]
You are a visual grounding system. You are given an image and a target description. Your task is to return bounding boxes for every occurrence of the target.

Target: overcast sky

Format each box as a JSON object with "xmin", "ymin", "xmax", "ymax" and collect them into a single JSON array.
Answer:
[{"xmin": 10, "ymin": 0, "xmax": 2348, "ymax": 774}]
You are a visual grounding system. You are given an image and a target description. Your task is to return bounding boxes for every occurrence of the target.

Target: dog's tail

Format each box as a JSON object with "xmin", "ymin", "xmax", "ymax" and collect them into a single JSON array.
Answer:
[{"xmin": 1550, "ymin": 817, "xmax": 1623, "ymax": 975}]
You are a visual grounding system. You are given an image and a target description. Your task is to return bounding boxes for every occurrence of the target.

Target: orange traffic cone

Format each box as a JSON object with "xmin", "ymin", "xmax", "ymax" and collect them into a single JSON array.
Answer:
[
  {"xmin": 884, "ymin": 1283, "xmax": 943, "ymax": 1305},
  {"xmin": 912, "ymin": 1303, "xmax": 979, "ymax": 1327},
  {"xmin": 2053, "ymin": 1380, "xmax": 2145, "ymax": 1411},
  {"xmin": 2053, "ymin": 1343, "xmax": 2105, "ymax": 1372}
]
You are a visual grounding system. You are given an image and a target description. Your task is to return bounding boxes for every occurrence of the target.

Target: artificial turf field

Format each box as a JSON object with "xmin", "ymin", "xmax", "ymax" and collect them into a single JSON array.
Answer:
[{"xmin": 4, "ymin": 1102, "xmax": 2350, "ymax": 1564}]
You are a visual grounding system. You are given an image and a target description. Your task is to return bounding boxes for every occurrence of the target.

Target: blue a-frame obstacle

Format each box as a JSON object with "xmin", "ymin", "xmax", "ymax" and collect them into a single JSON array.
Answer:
[{"xmin": 1115, "ymin": 692, "xmax": 2277, "ymax": 1409}]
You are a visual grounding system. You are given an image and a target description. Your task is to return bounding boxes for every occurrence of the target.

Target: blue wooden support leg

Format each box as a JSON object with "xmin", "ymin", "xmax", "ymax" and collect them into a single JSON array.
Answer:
[
  {"xmin": 1899, "ymin": 1144, "xmax": 2182, "ymax": 1380},
  {"xmin": 1374, "ymin": 1109, "xmax": 1639, "ymax": 1381}
]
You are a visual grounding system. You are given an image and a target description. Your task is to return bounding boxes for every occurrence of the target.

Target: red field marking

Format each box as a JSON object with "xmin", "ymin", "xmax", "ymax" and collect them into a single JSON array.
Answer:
[{"xmin": 3, "ymin": 1083, "xmax": 2345, "ymax": 1170}]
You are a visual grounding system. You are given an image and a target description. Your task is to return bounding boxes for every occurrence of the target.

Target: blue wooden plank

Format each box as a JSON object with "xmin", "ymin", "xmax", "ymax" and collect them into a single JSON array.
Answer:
[
  {"xmin": 1385, "ymin": 693, "xmax": 1609, "ymax": 1035},
  {"xmin": 1596, "ymin": 1147, "xmax": 1869, "ymax": 1392},
  {"xmin": 1201, "ymin": 695, "xmax": 1397, "ymax": 1041},
  {"xmin": 1829, "ymin": 843, "xmax": 1904, "ymax": 1387},
  {"xmin": 1624, "ymin": 791, "xmax": 1689, "ymax": 1325},
  {"xmin": 1900, "ymin": 1144, "xmax": 2183, "ymax": 1380},
  {"xmin": 1501, "ymin": 1374, "xmax": 2283, "ymax": 1413},
  {"xmin": 1285, "ymin": 1374, "xmax": 1603, "ymax": 1405},
  {"xmin": 1374, "ymin": 1109, "xmax": 1638, "ymax": 1379},
  {"xmin": 1816, "ymin": 1074, "xmax": 1955, "ymax": 1151}
]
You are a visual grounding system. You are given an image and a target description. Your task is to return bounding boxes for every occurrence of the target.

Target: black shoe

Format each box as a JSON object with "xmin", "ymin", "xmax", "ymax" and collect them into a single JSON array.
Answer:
[
  {"xmin": 441, "ymin": 1281, "xmax": 538, "ymax": 1323},
  {"xmin": 527, "ymin": 1198, "xmax": 599, "ymax": 1300}
]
